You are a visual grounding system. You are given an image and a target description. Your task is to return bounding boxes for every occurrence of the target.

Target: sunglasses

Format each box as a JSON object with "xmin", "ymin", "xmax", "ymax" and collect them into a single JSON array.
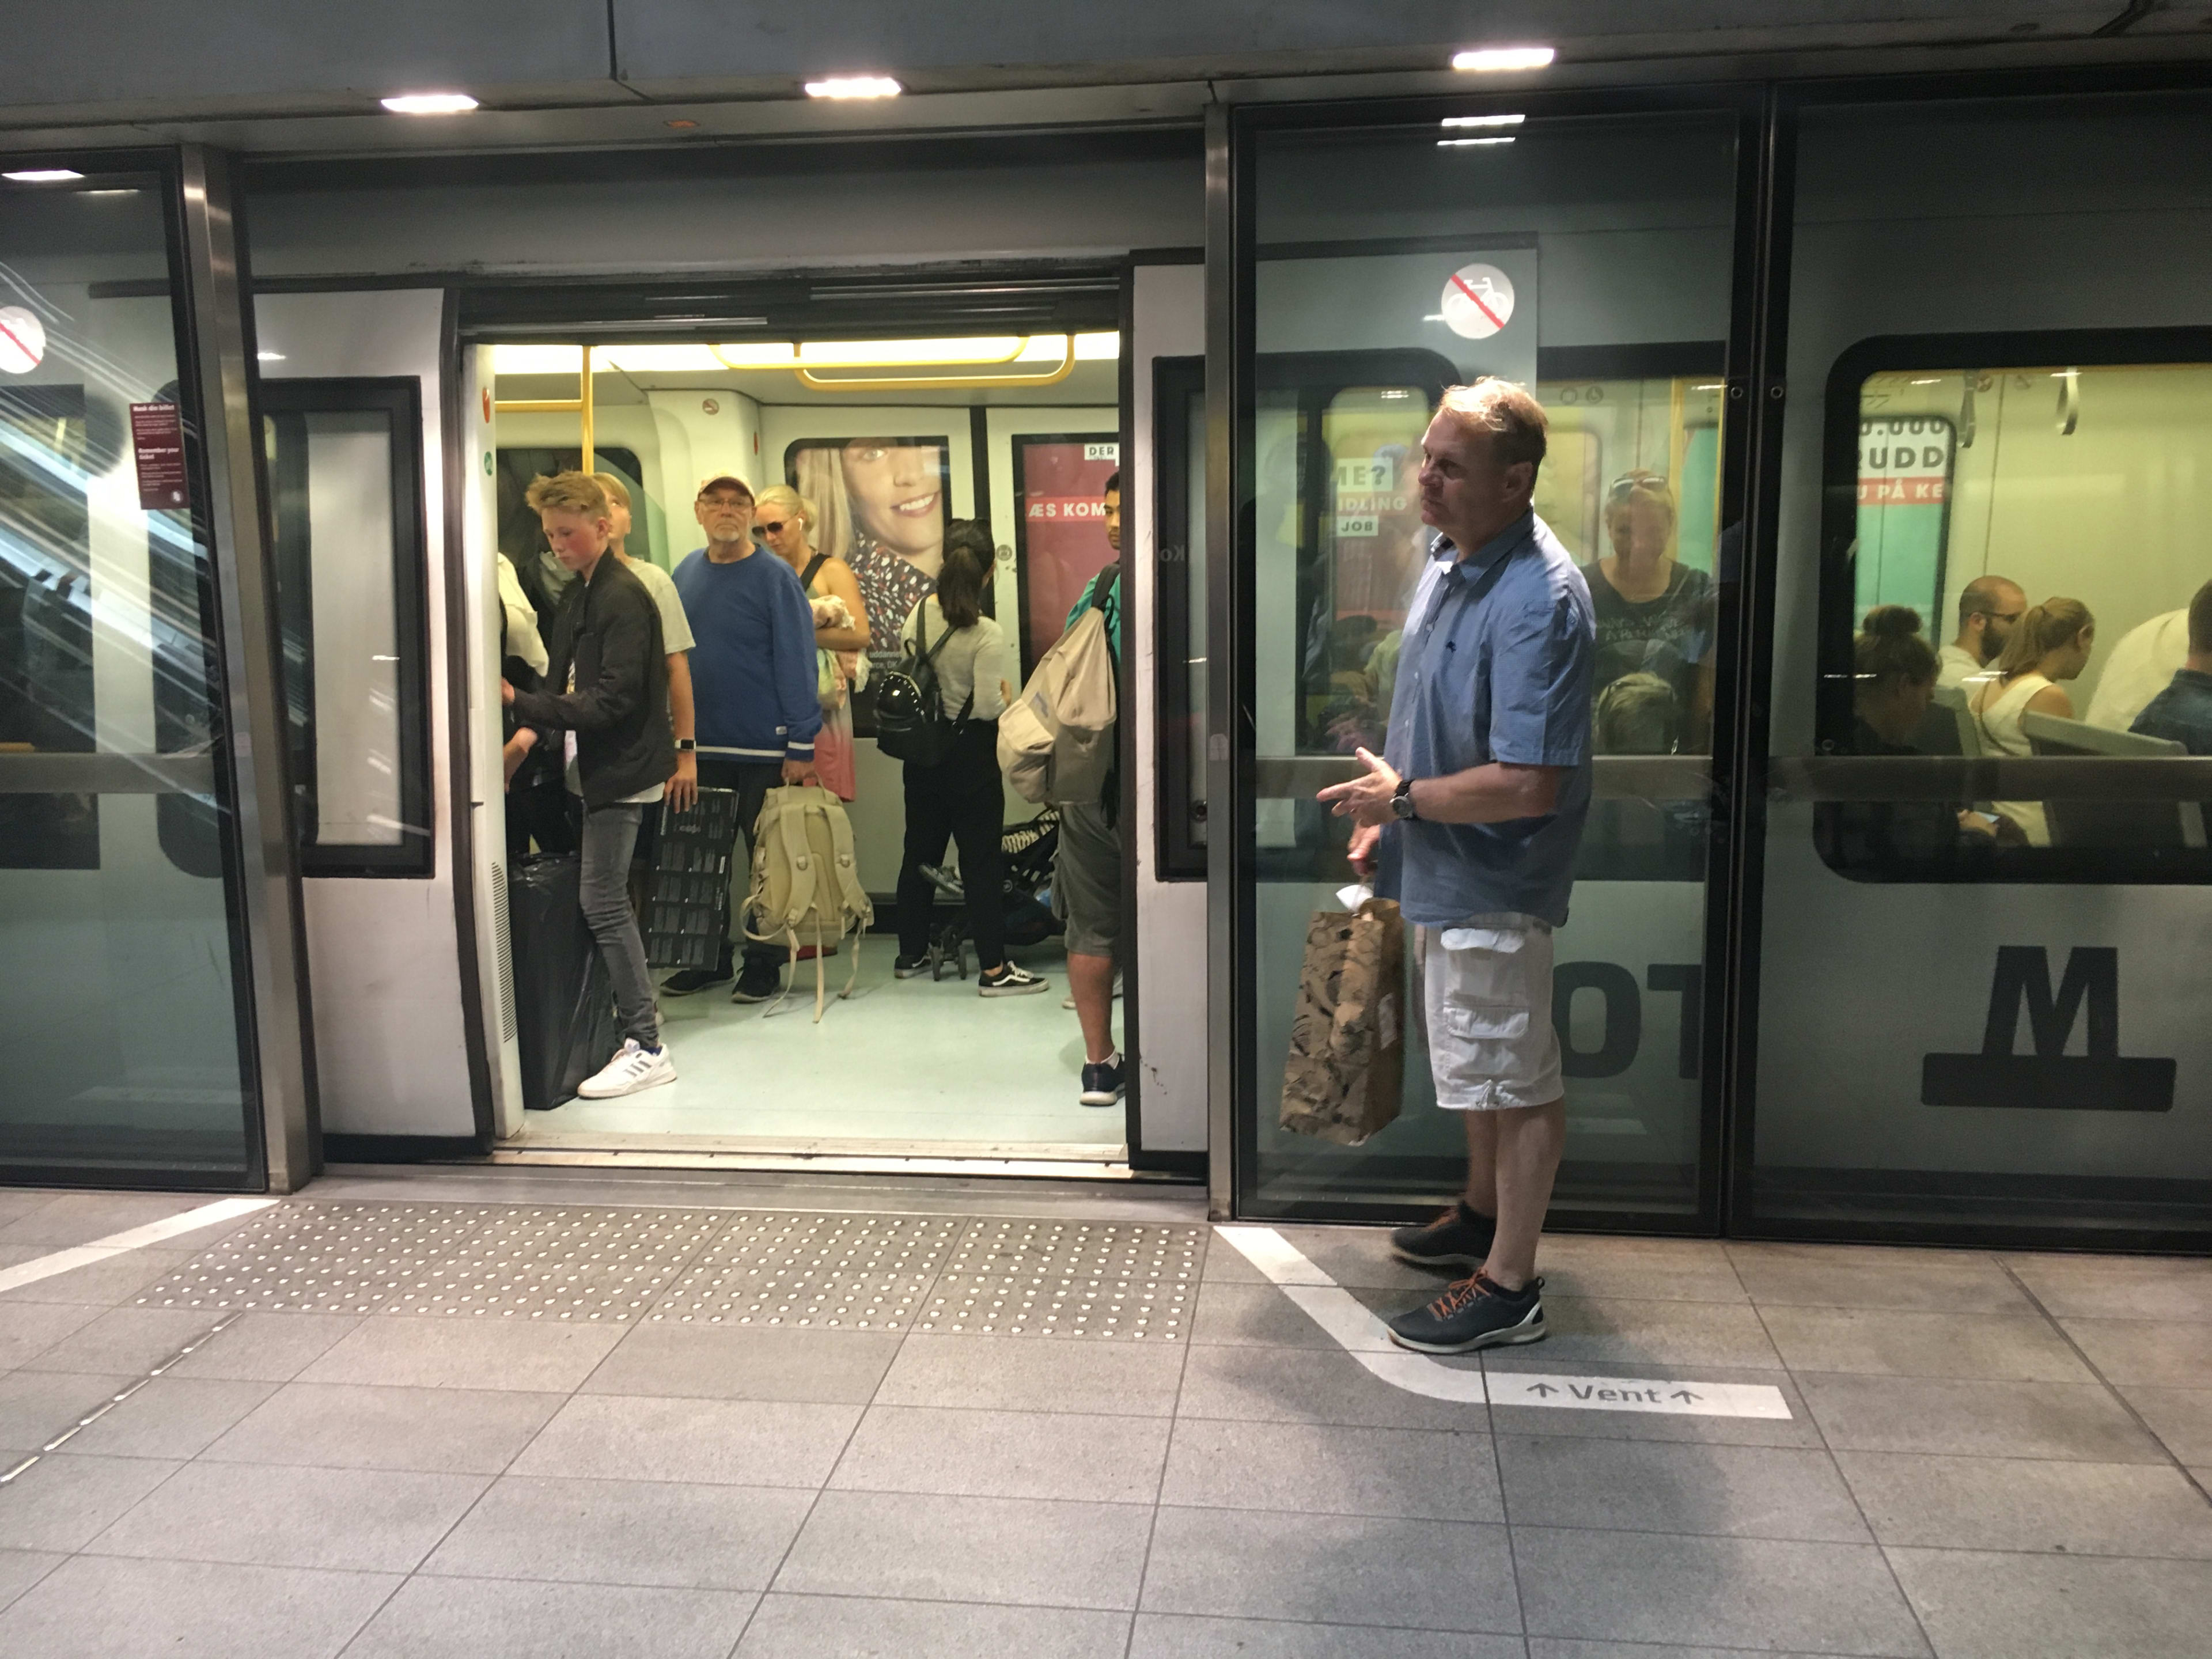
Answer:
[
  {"xmin": 1606, "ymin": 472, "xmax": 1670, "ymax": 503},
  {"xmin": 754, "ymin": 520, "xmax": 796, "ymax": 536}
]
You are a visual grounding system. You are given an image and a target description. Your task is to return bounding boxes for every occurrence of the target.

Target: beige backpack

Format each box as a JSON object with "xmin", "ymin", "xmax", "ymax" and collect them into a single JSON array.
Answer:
[
  {"xmin": 999, "ymin": 566, "xmax": 1119, "ymax": 805},
  {"xmin": 743, "ymin": 785, "xmax": 874, "ymax": 1020}
]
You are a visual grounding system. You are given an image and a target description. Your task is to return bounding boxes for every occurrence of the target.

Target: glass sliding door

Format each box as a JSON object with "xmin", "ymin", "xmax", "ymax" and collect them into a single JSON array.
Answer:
[
  {"xmin": 1747, "ymin": 90, "xmax": 2212, "ymax": 1244},
  {"xmin": 0, "ymin": 159, "xmax": 263, "ymax": 1184},
  {"xmin": 1231, "ymin": 97, "xmax": 1752, "ymax": 1224}
]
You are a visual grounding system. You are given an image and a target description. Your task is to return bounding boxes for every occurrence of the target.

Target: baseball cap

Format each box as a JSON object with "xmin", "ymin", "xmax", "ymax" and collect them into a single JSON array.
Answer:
[{"xmin": 697, "ymin": 474, "xmax": 753, "ymax": 501}]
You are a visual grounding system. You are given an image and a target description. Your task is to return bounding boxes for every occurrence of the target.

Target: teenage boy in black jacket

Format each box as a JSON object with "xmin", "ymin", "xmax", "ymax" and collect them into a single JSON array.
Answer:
[{"xmin": 504, "ymin": 471, "xmax": 678, "ymax": 1099}]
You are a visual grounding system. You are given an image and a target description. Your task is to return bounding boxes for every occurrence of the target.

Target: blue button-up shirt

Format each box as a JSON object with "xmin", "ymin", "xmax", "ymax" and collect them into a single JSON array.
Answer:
[{"xmin": 1379, "ymin": 510, "xmax": 1596, "ymax": 928}]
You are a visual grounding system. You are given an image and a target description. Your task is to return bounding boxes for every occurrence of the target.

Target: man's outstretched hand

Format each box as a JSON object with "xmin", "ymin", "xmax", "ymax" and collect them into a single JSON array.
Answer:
[{"xmin": 1317, "ymin": 746, "xmax": 1403, "ymax": 830}]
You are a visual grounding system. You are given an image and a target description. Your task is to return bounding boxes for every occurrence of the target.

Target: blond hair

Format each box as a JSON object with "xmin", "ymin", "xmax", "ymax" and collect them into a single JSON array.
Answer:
[
  {"xmin": 754, "ymin": 483, "xmax": 816, "ymax": 527},
  {"xmin": 592, "ymin": 471, "xmax": 631, "ymax": 510},
  {"xmin": 1436, "ymin": 378, "xmax": 1548, "ymax": 471},
  {"xmin": 788, "ymin": 448, "xmax": 854, "ymax": 563},
  {"xmin": 1995, "ymin": 596, "xmax": 2093, "ymax": 677},
  {"xmin": 525, "ymin": 471, "xmax": 610, "ymax": 518}
]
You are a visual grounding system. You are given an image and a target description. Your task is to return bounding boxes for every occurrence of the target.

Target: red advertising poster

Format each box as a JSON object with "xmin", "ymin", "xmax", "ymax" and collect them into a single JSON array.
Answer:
[
  {"xmin": 1014, "ymin": 435, "xmax": 1119, "ymax": 673},
  {"xmin": 130, "ymin": 401, "xmax": 189, "ymax": 510}
]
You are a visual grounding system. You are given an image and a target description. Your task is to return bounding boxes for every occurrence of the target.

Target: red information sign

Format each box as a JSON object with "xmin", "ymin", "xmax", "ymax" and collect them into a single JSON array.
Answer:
[
  {"xmin": 130, "ymin": 401, "xmax": 188, "ymax": 510},
  {"xmin": 1014, "ymin": 436, "xmax": 1119, "ymax": 671}
]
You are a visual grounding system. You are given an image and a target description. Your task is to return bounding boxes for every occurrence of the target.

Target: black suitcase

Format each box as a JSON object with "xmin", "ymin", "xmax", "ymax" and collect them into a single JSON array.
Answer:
[{"xmin": 507, "ymin": 853, "xmax": 622, "ymax": 1111}]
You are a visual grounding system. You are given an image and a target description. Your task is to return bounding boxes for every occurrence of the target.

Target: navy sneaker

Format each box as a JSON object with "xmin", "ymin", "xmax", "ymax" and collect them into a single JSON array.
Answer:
[
  {"xmin": 892, "ymin": 956, "xmax": 931, "ymax": 980},
  {"xmin": 1387, "ymin": 1271, "xmax": 1546, "ymax": 1354},
  {"xmin": 1079, "ymin": 1056, "xmax": 1125, "ymax": 1107},
  {"xmin": 730, "ymin": 966, "xmax": 782, "ymax": 1004},
  {"xmin": 661, "ymin": 964, "xmax": 731, "ymax": 996},
  {"xmin": 1391, "ymin": 1202, "xmax": 1497, "ymax": 1270}
]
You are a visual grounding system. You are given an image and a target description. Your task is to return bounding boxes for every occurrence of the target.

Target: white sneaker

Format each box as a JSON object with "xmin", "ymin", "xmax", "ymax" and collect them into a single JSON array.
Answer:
[
  {"xmin": 1061, "ymin": 974, "xmax": 1123, "ymax": 1010},
  {"xmin": 576, "ymin": 1038, "xmax": 676, "ymax": 1099}
]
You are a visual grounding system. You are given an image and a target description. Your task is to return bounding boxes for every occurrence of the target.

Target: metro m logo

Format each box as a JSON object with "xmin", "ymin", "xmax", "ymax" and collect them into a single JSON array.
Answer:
[{"xmin": 1921, "ymin": 947, "xmax": 2176, "ymax": 1112}]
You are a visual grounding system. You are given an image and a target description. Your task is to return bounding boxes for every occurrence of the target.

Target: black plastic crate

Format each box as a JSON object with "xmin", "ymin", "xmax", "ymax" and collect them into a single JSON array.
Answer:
[{"xmin": 642, "ymin": 786, "xmax": 742, "ymax": 970}]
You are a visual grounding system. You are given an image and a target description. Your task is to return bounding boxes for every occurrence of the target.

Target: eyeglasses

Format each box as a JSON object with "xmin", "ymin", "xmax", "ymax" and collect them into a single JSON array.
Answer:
[{"xmin": 1606, "ymin": 471, "xmax": 1671, "ymax": 503}]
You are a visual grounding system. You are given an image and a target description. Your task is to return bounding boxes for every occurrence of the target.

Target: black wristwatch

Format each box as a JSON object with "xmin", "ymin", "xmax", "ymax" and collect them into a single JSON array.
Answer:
[
  {"xmin": 676, "ymin": 738, "xmax": 696, "ymax": 753},
  {"xmin": 1390, "ymin": 775, "xmax": 1417, "ymax": 821}
]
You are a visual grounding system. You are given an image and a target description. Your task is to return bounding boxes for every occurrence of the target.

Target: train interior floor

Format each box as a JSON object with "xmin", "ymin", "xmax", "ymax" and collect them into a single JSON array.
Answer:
[
  {"xmin": 518, "ymin": 935, "xmax": 1126, "ymax": 1157},
  {"xmin": 2, "ymin": 1166, "xmax": 2212, "ymax": 1658}
]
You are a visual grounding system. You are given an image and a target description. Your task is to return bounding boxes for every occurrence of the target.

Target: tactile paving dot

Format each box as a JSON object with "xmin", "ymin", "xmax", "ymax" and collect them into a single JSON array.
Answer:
[
  {"xmin": 134, "ymin": 1202, "xmax": 501, "ymax": 1315},
  {"xmin": 378, "ymin": 1207, "xmax": 728, "ymax": 1321},
  {"xmin": 651, "ymin": 1212, "xmax": 961, "ymax": 1330},
  {"xmin": 918, "ymin": 1219, "xmax": 1202, "ymax": 1339}
]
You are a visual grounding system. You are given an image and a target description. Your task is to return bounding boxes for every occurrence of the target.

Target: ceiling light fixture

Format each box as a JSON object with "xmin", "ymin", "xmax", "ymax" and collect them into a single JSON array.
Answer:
[
  {"xmin": 1452, "ymin": 46, "xmax": 1555, "ymax": 72},
  {"xmin": 380, "ymin": 93, "xmax": 479, "ymax": 115},
  {"xmin": 1441, "ymin": 113, "xmax": 1525, "ymax": 128},
  {"xmin": 1438, "ymin": 137, "xmax": 1516, "ymax": 148},
  {"xmin": 804, "ymin": 75, "xmax": 902, "ymax": 99},
  {"xmin": 3, "ymin": 169, "xmax": 84, "ymax": 183}
]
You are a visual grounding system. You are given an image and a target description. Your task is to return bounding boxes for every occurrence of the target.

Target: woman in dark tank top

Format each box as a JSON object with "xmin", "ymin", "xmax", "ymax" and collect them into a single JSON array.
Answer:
[{"xmin": 1578, "ymin": 470, "xmax": 1716, "ymax": 751}]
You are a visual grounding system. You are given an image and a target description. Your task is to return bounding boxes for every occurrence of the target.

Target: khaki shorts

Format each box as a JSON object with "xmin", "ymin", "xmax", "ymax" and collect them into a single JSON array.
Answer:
[
  {"xmin": 1052, "ymin": 800, "xmax": 1121, "ymax": 959},
  {"xmin": 1415, "ymin": 917, "xmax": 1563, "ymax": 1111}
]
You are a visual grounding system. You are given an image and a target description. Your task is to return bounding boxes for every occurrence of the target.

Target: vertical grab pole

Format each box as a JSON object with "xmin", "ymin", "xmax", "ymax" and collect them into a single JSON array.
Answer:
[{"xmin": 581, "ymin": 345, "xmax": 595, "ymax": 473}]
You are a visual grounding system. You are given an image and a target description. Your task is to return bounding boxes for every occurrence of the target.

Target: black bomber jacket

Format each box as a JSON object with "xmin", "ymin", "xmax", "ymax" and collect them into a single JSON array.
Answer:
[{"xmin": 509, "ymin": 554, "xmax": 674, "ymax": 808}]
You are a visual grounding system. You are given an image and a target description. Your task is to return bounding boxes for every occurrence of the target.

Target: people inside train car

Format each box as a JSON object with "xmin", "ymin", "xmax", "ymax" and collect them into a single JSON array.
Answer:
[
  {"xmin": 1593, "ymin": 671, "xmax": 1680, "ymax": 756},
  {"xmin": 497, "ymin": 551, "xmax": 574, "ymax": 856},
  {"xmin": 594, "ymin": 472, "xmax": 698, "ymax": 812},
  {"xmin": 502, "ymin": 472, "xmax": 676, "ymax": 1099},
  {"xmin": 2087, "ymin": 602, "xmax": 2191, "ymax": 730},
  {"xmin": 664, "ymin": 474, "xmax": 823, "ymax": 1003},
  {"xmin": 1320, "ymin": 380, "xmax": 1594, "ymax": 1357},
  {"xmin": 789, "ymin": 439, "xmax": 946, "ymax": 675},
  {"xmin": 755, "ymin": 483, "xmax": 870, "ymax": 804},
  {"xmin": 2128, "ymin": 578, "xmax": 2212, "ymax": 755},
  {"xmin": 1578, "ymin": 469, "xmax": 1716, "ymax": 750},
  {"xmin": 1969, "ymin": 596, "xmax": 2096, "ymax": 847},
  {"xmin": 1058, "ymin": 470, "xmax": 1127, "ymax": 1108},
  {"xmin": 1820, "ymin": 605, "xmax": 2017, "ymax": 870},
  {"xmin": 891, "ymin": 523, "xmax": 1043, "ymax": 998},
  {"xmin": 1937, "ymin": 573, "xmax": 2025, "ymax": 690}
]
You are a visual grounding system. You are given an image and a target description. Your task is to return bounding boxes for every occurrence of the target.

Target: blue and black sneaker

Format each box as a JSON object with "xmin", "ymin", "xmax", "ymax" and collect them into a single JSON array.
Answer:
[
  {"xmin": 1390, "ymin": 1201, "xmax": 1497, "ymax": 1270},
  {"xmin": 1387, "ymin": 1271, "xmax": 1546, "ymax": 1355}
]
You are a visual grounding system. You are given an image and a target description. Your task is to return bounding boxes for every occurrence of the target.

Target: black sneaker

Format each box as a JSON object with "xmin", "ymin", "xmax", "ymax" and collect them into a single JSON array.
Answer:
[
  {"xmin": 892, "ymin": 956, "xmax": 931, "ymax": 980},
  {"xmin": 1391, "ymin": 1201, "xmax": 1497, "ymax": 1270},
  {"xmin": 662, "ymin": 964, "xmax": 731, "ymax": 996},
  {"xmin": 979, "ymin": 964, "xmax": 1048, "ymax": 998},
  {"xmin": 730, "ymin": 967, "xmax": 782, "ymax": 1004},
  {"xmin": 1387, "ymin": 1271, "xmax": 1546, "ymax": 1355},
  {"xmin": 1079, "ymin": 1056, "xmax": 1125, "ymax": 1107}
]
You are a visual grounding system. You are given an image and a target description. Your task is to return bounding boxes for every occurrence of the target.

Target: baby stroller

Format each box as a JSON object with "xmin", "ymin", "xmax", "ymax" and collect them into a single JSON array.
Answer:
[{"xmin": 916, "ymin": 806, "xmax": 1065, "ymax": 981}]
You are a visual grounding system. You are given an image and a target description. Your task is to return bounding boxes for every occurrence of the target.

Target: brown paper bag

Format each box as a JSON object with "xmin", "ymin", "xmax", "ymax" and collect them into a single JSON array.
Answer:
[{"xmin": 1279, "ymin": 897, "xmax": 1406, "ymax": 1144}]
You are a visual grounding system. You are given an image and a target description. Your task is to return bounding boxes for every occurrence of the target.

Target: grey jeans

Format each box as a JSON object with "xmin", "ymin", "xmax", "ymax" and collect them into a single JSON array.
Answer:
[{"xmin": 578, "ymin": 800, "xmax": 660, "ymax": 1048}]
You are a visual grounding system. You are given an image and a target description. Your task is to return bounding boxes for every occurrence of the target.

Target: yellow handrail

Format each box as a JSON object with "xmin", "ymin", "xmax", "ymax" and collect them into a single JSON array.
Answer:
[{"xmin": 492, "ymin": 345, "xmax": 594, "ymax": 471}]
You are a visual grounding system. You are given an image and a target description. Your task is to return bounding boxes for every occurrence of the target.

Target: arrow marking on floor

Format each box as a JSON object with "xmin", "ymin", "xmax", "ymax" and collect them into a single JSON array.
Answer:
[{"xmin": 1212, "ymin": 1225, "xmax": 1790, "ymax": 1419}]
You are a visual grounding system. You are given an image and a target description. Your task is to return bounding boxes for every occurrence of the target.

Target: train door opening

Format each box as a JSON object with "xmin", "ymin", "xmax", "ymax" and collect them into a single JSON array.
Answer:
[{"xmin": 470, "ymin": 316, "xmax": 1141, "ymax": 1164}]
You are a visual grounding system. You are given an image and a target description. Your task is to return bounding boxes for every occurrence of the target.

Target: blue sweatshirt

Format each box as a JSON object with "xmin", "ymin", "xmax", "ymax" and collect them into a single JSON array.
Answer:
[{"xmin": 671, "ymin": 547, "xmax": 822, "ymax": 763}]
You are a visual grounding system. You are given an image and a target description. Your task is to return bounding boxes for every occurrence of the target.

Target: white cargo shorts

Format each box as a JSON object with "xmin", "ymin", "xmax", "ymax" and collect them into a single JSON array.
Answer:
[{"xmin": 1415, "ymin": 915, "xmax": 1563, "ymax": 1111}]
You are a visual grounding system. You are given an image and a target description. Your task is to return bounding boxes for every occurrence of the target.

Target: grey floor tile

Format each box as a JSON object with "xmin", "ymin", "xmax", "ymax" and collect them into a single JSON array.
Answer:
[
  {"xmin": 1270, "ymin": 1226, "xmax": 1462, "ymax": 1292},
  {"xmin": 0, "ymin": 1194, "xmax": 224, "ymax": 1249},
  {"xmin": 1836, "ymin": 1450, "xmax": 2212, "ymax": 1556},
  {"xmin": 0, "ymin": 1302, "xmax": 102, "ymax": 1370},
  {"xmin": 832, "ymin": 1403, "xmax": 1171, "ymax": 1502},
  {"xmin": 1797, "ymin": 1372, "xmax": 2165, "ymax": 1461},
  {"xmin": 0, "ymin": 1550, "xmax": 65, "ymax": 1615},
  {"xmin": 0, "ymin": 1248, "xmax": 200, "ymax": 1306},
  {"xmin": 1176, "ymin": 1342, "xmax": 1486, "ymax": 1431},
  {"xmin": 1133, "ymin": 1613, "xmax": 1524, "ymax": 1657},
  {"xmin": 203, "ymin": 1381, "xmax": 563, "ymax": 1474},
  {"xmin": 1191, "ymin": 1282, "xmax": 1340, "ymax": 1348},
  {"xmin": 296, "ymin": 1314, "xmax": 624, "ymax": 1391},
  {"xmin": 740, "ymin": 1593, "xmax": 1132, "ymax": 1658},
  {"xmin": 1531, "ymin": 1298, "xmax": 1783, "ymax": 1371},
  {"xmin": 0, "ymin": 1192, "xmax": 61, "ymax": 1228},
  {"xmin": 1142, "ymin": 1505, "xmax": 1517, "ymax": 1632},
  {"xmin": 512, "ymin": 1392, "xmax": 859, "ymax": 1486},
  {"xmin": 1483, "ymin": 1358, "xmax": 1825, "ymax": 1450},
  {"xmin": 1758, "ymin": 1306, "xmax": 2092, "ymax": 1382},
  {"xmin": 1514, "ymin": 1527, "xmax": 1926, "ymax": 1655},
  {"xmin": 86, "ymin": 1460, "xmax": 487, "ymax": 1572},
  {"xmin": 1728, "ymin": 1243, "xmax": 2029, "ymax": 1313},
  {"xmin": 775, "ymin": 1488, "xmax": 1153, "ymax": 1609},
  {"xmin": 879, "ymin": 1331, "xmax": 1188, "ymax": 1415},
  {"xmin": 2120, "ymin": 1385, "xmax": 2212, "ymax": 1464},
  {"xmin": 1200, "ymin": 1238, "xmax": 1269, "ymax": 1283},
  {"xmin": 0, "ymin": 1452, "xmax": 179, "ymax": 1551},
  {"xmin": 0, "ymin": 1369, "xmax": 132, "ymax": 1453},
  {"xmin": 1527, "ymin": 1645, "xmax": 1842, "ymax": 1658},
  {"xmin": 1535, "ymin": 1259, "xmax": 1750, "ymax": 1306},
  {"xmin": 2059, "ymin": 1316, "xmax": 2212, "ymax": 1387},
  {"xmin": 2006, "ymin": 1252, "xmax": 2212, "ymax": 1322},
  {"xmin": 16, "ymin": 1305, "xmax": 224, "ymax": 1376},
  {"xmin": 1497, "ymin": 1435, "xmax": 1869, "ymax": 1542},
  {"xmin": 0, "ymin": 1552, "xmax": 398, "ymax": 1659},
  {"xmin": 422, "ymin": 1474, "xmax": 813, "ymax": 1589},
  {"xmin": 581, "ymin": 1322, "xmax": 900, "ymax": 1403},
  {"xmin": 1161, "ymin": 1418, "xmax": 1502, "ymax": 1522},
  {"xmin": 64, "ymin": 1376, "xmax": 276, "ymax": 1459},
  {"xmin": 342, "ymin": 1573, "xmax": 756, "ymax": 1659},
  {"xmin": 163, "ymin": 1312, "xmax": 363, "ymax": 1382},
  {"xmin": 1888, "ymin": 1547, "xmax": 2212, "ymax": 1659}
]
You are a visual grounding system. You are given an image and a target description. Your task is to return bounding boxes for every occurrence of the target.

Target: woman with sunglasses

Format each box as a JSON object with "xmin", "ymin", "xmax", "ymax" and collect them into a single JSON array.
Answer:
[
  {"xmin": 1581, "ymin": 469, "xmax": 1716, "ymax": 751},
  {"xmin": 756, "ymin": 484, "xmax": 869, "ymax": 802}
]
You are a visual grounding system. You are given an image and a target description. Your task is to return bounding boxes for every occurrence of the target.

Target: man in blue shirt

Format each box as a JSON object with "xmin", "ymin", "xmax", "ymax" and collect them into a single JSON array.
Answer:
[
  {"xmin": 1320, "ymin": 380, "xmax": 1594, "ymax": 1355},
  {"xmin": 2130, "ymin": 578, "xmax": 2212, "ymax": 756},
  {"xmin": 664, "ymin": 474, "xmax": 823, "ymax": 1004}
]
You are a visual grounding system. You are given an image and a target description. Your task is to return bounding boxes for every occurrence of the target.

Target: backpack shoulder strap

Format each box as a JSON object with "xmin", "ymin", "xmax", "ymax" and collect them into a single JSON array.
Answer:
[{"xmin": 800, "ymin": 552, "xmax": 829, "ymax": 592}]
